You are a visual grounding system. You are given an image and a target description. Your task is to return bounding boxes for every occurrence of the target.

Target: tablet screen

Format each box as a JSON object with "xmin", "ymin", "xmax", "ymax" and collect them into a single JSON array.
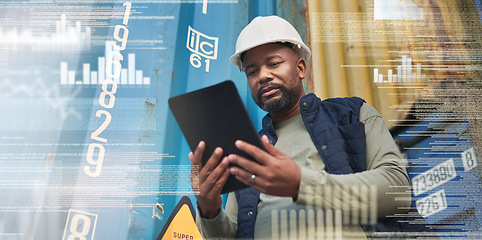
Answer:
[{"xmin": 168, "ymin": 80, "xmax": 264, "ymax": 193}]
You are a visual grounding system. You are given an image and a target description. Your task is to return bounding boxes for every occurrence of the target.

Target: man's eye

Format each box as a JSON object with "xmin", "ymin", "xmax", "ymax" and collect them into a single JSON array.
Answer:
[
  {"xmin": 269, "ymin": 62, "xmax": 282, "ymax": 67},
  {"xmin": 247, "ymin": 70, "xmax": 257, "ymax": 76}
]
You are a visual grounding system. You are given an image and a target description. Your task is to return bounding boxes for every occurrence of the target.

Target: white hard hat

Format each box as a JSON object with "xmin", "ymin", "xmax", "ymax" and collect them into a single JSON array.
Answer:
[{"xmin": 229, "ymin": 15, "xmax": 311, "ymax": 71}]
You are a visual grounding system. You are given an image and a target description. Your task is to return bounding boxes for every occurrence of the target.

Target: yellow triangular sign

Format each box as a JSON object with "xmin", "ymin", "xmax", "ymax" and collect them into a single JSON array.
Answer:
[{"xmin": 157, "ymin": 196, "xmax": 202, "ymax": 240}]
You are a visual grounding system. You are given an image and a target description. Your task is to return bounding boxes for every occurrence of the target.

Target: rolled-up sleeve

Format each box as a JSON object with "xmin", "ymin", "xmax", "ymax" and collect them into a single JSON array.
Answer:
[{"xmin": 197, "ymin": 192, "xmax": 238, "ymax": 239}]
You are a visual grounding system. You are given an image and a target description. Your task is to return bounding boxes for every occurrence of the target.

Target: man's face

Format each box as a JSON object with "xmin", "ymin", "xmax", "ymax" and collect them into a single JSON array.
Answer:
[{"xmin": 242, "ymin": 43, "xmax": 306, "ymax": 114}]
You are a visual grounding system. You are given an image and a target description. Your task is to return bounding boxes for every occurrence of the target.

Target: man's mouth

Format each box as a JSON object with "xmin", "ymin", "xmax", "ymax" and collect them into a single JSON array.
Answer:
[{"xmin": 260, "ymin": 86, "xmax": 279, "ymax": 97}]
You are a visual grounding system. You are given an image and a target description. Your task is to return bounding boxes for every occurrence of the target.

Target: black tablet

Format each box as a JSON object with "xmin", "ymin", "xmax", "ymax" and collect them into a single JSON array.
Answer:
[{"xmin": 168, "ymin": 80, "xmax": 264, "ymax": 193}]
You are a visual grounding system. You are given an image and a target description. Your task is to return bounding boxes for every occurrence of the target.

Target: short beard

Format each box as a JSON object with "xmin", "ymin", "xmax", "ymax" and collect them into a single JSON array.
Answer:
[{"xmin": 254, "ymin": 82, "xmax": 300, "ymax": 114}]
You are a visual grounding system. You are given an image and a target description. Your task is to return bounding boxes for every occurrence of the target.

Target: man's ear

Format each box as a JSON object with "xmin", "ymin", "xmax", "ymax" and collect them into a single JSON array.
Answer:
[{"xmin": 297, "ymin": 58, "xmax": 307, "ymax": 79}]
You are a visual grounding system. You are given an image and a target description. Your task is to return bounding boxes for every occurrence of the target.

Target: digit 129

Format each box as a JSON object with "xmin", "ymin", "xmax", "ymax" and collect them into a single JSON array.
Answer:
[{"xmin": 84, "ymin": 2, "xmax": 132, "ymax": 177}]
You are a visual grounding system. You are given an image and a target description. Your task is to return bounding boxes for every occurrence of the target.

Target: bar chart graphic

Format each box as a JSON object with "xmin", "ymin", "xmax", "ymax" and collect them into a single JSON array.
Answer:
[
  {"xmin": 60, "ymin": 42, "xmax": 150, "ymax": 86},
  {"xmin": 0, "ymin": 14, "xmax": 91, "ymax": 51},
  {"xmin": 374, "ymin": 56, "xmax": 428, "ymax": 84}
]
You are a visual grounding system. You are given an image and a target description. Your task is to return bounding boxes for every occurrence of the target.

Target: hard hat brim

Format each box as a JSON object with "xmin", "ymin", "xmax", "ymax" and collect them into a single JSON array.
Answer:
[{"xmin": 229, "ymin": 39, "xmax": 311, "ymax": 71}]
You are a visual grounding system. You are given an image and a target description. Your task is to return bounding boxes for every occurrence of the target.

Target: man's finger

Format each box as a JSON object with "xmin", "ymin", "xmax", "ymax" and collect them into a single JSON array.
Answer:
[
  {"xmin": 234, "ymin": 140, "xmax": 270, "ymax": 165},
  {"xmin": 201, "ymin": 156, "xmax": 229, "ymax": 191},
  {"xmin": 207, "ymin": 166, "xmax": 231, "ymax": 196},
  {"xmin": 227, "ymin": 154, "xmax": 263, "ymax": 177},
  {"xmin": 261, "ymin": 135, "xmax": 284, "ymax": 157},
  {"xmin": 190, "ymin": 142, "xmax": 205, "ymax": 194},
  {"xmin": 191, "ymin": 141, "xmax": 205, "ymax": 167},
  {"xmin": 230, "ymin": 166, "xmax": 266, "ymax": 192},
  {"xmin": 199, "ymin": 147, "xmax": 223, "ymax": 182}
]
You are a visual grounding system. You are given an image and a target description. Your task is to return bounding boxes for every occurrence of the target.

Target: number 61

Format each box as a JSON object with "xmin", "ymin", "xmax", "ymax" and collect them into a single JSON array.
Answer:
[{"xmin": 189, "ymin": 53, "xmax": 211, "ymax": 72}]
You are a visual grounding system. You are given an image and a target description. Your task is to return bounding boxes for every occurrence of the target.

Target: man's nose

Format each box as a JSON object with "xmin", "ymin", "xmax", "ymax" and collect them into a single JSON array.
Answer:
[{"xmin": 258, "ymin": 65, "xmax": 273, "ymax": 84}]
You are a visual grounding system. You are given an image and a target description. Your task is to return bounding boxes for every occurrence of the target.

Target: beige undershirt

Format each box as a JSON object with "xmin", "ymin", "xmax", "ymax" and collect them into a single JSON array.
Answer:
[{"xmin": 198, "ymin": 103, "xmax": 411, "ymax": 239}]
